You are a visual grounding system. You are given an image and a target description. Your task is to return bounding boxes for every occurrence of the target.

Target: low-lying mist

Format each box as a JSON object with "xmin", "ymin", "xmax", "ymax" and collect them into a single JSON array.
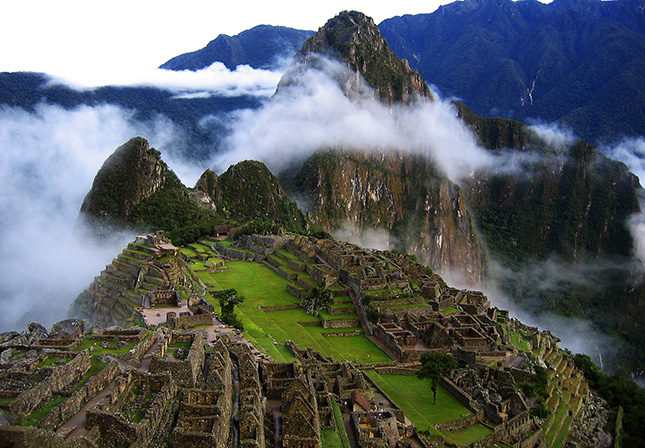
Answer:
[
  {"xmin": 0, "ymin": 103, "xmax": 203, "ymax": 332},
  {"xmin": 47, "ymin": 61, "xmax": 285, "ymax": 99}
]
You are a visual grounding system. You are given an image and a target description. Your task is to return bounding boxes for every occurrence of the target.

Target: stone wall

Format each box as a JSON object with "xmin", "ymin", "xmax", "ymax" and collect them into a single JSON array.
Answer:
[
  {"xmin": 434, "ymin": 415, "xmax": 478, "ymax": 432},
  {"xmin": 39, "ymin": 361, "xmax": 120, "ymax": 429},
  {"xmin": 93, "ymin": 328, "xmax": 146, "ymax": 343},
  {"xmin": 86, "ymin": 372, "xmax": 178, "ymax": 447},
  {"xmin": 287, "ymin": 284, "xmax": 307, "ymax": 300},
  {"xmin": 168, "ymin": 312, "xmax": 213, "ymax": 330},
  {"xmin": 118, "ymin": 329, "xmax": 160, "ymax": 365},
  {"xmin": 0, "ymin": 426, "xmax": 97, "ymax": 448},
  {"xmin": 439, "ymin": 377, "xmax": 480, "ymax": 413},
  {"xmin": 258, "ymin": 305, "xmax": 301, "ymax": 312},
  {"xmin": 320, "ymin": 317, "xmax": 360, "ymax": 329},
  {"xmin": 10, "ymin": 351, "xmax": 91, "ymax": 419},
  {"xmin": 149, "ymin": 331, "xmax": 205, "ymax": 387},
  {"xmin": 214, "ymin": 244, "xmax": 246, "ymax": 261}
]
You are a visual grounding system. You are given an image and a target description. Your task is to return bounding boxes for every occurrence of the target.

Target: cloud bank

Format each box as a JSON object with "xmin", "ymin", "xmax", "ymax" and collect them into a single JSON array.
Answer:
[
  {"xmin": 46, "ymin": 62, "xmax": 284, "ymax": 99},
  {"xmin": 0, "ymin": 103, "xmax": 201, "ymax": 332},
  {"xmin": 214, "ymin": 58, "xmax": 501, "ymax": 181}
]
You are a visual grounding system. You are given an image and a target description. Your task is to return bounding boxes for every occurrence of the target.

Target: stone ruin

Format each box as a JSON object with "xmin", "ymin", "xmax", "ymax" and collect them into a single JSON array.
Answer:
[
  {"xmin": 0, "ymin": 233, "xmax": 602, "ymax": 447},
  {"xmin": 76, "ymin": 232, "xmax": 188, "ymax": 329}
]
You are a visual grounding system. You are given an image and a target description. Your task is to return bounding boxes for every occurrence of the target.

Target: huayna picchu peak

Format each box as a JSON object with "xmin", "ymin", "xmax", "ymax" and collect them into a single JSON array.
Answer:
[{"xmin": 287, "ymin": 10, "xmax": 432, "ymax": 105}]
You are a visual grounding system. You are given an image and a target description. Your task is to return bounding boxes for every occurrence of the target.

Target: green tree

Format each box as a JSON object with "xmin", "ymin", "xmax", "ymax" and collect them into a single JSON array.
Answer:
[
  {"xmin": 301, "ymin": 287, "xmax": 331, "ymax": 314},
  {"xmin": 213, "ymin": 289, "xmax": 245, "ymax": 330},
  {"xmin": 417, "ymin": 352, "xmax": 457, "ymax": 404}
]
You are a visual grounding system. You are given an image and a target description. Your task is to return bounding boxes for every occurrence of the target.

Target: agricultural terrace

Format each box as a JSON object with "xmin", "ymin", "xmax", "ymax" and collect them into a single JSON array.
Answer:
[
  {"xmin": 183, "ymin": 243, "xmax": 391, "ymax": 364},
  {"xmin": 366, "ymin": 371, "xmax": 495, "ymax": 446}
]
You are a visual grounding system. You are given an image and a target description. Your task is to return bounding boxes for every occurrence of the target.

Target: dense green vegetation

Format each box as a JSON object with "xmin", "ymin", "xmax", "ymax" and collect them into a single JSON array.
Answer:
[{"xmin": 380, "ymin": 0, "xmax": 645, "ymax": 143}]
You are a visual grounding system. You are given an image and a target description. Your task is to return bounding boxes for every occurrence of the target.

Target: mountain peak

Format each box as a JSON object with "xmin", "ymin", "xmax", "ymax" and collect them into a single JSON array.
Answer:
[{"xmin": 297, "ymin": 11, "xmax": 432, "ymax": 104}]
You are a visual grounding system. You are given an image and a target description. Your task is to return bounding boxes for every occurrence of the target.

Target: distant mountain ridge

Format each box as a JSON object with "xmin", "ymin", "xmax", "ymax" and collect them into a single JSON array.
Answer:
[
  {"xmin": 157, "ymin": 0, "xmax": 645, "ymax": 143},
  {"xmin": 160, "ymin": 25, "xmax": 314, "ymax": 71},
  {"xmin": 379, "ymin": 0, "xmax": 645, "ymax": 143}
]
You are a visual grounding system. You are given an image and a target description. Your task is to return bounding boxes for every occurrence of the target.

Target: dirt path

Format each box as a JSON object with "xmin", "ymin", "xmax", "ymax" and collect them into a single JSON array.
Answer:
[
  {"xmin": 59, "ymin": 382, "xmax": 115, "ymax": 438},
  {"xmin": 60, "ymin": 333, "xmax": 161, "ymax": 439}
]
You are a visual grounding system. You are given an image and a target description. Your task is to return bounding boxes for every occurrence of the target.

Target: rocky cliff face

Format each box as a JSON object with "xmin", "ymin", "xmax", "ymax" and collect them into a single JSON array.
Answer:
[
  {"xmin": 457, "ymin": 103, "xmax": 641, "ymax": 263},
  {"xmin": 288, "ymin": 150, "xmax": 486, "ymax": 282}
]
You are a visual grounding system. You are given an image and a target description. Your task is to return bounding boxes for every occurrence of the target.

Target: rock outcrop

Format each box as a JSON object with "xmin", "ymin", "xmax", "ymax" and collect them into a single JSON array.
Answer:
[
  {"xmin": 287, "ymin": 150, "xmax": 486, "ymax": 282},
  {"xmin": 287, "ymin": 10, "xmax": 432, "ymax": 105}
]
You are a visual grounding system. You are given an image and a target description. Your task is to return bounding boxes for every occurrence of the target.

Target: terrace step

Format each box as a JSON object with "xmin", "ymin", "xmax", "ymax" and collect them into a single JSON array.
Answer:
[
  {"xmin": 144, "ymin": 275, "xmax": 166, "ymax": 287},
  {"xmin": 332, "ymin": 295, "xmax": 353, "ymax": 304},
  {"xmin": 112, "ymin": 258, "xmax": 140, "ymax": 276},
  {"xmin": 123, "ymin": 248, "xmax": 155, "ymax": 261},
  {"xmin": 267, "ymin": 255, "xmax": 286, "ymax": 269},
  {"xmin": 102, "ymin": 272, "xmax": 135, "ymax": 289},
  {"xmin": 128, "ymin": 242, "xmax": 160, "ymax": 256},
  {"xmin": 117, "ymin": 254, "xmax": 144, "ymax": 268},
  {"xmin": 105, "ymin": 264, "xmax": 133, "ymax": 279}
]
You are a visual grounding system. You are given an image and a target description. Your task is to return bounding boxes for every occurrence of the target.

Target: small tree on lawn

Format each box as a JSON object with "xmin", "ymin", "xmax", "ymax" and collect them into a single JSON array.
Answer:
[
  {"xmin": 213, "ymin": 288, "xmax": 245, "ymax": 330},
  {"xmin": 301, "ymin": 287, "xmax": 331, "ymax": 315},
  {"xmin": 417, "ymin": 352, "xmax": 457, "ymax": 404}
]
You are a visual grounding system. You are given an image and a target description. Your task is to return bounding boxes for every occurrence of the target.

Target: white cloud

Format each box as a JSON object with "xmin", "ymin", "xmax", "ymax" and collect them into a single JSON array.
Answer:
[
  {"xmin": 45, "ymin": 62, "xmax": 284, "ymax": 99},
  {"xmin": 332, "ymin": 223, "xmax": 397, "ymax": 251},
  {"xmin": 601, "ymin": 137, "xmax": 645, "ymax": 184},
  {"xmin": 528, "ymin": 122, "xmax": 577, "ymax": 152},
  {"xmin": 600, "ymin": 137, "xmax": 645, "ymax": 262},
  {"xmin": 0, "ymin": 103, "xmax": 205, "ymax": 331},
  {"xmin": 214, "ymin": 58, "xmax": 501, "ymax": 182}
]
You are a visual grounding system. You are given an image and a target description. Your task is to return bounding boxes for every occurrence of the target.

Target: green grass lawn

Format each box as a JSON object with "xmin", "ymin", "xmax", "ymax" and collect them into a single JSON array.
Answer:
[
  {"xmin": 441, "ymin": 305, "xmax": 459, "ymax": 315},
  {"xmin": 203, "ymin": 260, "xmax": 390, "ymax": 364},
  {"xmin": 321, "ymin": 429, "xmax": 344, "ymax": 448},
  {"xmin": 444, "ymin": 423, "xmax": 494, "ymax": 446},
  {"xmin": 366, "ymin": 371, "xmax": 473, "ymax": 433},
  {"xmin": 276, "ymin": 248, "xmax": 301, "ymax": 261}
]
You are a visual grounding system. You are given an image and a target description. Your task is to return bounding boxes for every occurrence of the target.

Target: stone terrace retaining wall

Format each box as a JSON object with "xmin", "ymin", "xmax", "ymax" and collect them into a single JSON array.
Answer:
[
  {"xmin": 39, "ymin": 361, "xmax": 121, "ymax": 430},
  {"xmin": 118, "ymin": 329, "xmax": 160, "ymax": 365},
  {"xmin": 287, "ymin": 284, "xmax": 307, "ymax": 300},
  {"xmin": 214, "ymin": 244, "xmax": 246, "ymax": 261},
  {"xmin": 10, "ymin": 350, "xmax": 91, "ymax": 419},
  {"xmin": 259, "ymin": 305, "xmax": 301, "ymax": 312},
  {"xmin": 320, "ymin": 317, "xmax": 360, "ymax": 329},
  {"xmin": 435, "ymin": 415, "xmax": 478, "ymax": 432}
]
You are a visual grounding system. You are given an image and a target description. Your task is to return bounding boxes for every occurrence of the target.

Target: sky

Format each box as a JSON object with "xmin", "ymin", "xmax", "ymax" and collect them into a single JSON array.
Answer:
[{"xmin": 0, "ymin": 0, "xmax": 452, "ymax": 86}]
